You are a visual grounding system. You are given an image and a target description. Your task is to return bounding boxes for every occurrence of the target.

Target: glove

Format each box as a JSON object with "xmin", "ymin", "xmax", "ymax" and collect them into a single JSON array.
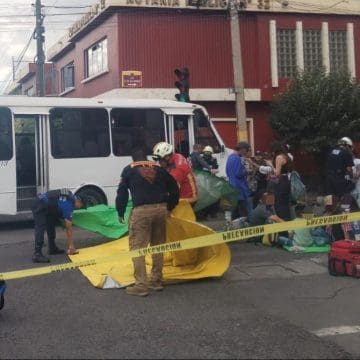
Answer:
[{"xmin": 118, "ymin": 216, "xmax": 126, "ymax": 224}]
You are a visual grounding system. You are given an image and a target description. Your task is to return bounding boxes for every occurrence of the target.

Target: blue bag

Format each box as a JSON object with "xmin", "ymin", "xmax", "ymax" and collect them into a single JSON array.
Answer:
[{"xmin": 290, "ymin": 171, "xmax": 306, "ymax": 202}]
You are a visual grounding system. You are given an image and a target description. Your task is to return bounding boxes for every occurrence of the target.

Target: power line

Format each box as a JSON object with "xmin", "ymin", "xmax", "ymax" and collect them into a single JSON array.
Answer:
[
  {"xmin": 0, "ymin": 12, "xmax": 88, "ymax": 18},
  {"xmin": 0, "ymin": 29, "xmax": 36, "ymax": 94}
]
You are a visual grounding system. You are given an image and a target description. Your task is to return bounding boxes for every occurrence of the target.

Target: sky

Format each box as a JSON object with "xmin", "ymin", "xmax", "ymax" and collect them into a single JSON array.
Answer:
[{"xmin": 0, "ymin": 0, "xmax": 96, "ymax": 94}]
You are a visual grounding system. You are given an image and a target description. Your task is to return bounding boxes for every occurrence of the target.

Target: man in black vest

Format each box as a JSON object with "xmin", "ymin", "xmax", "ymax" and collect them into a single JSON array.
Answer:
[
  {"xmin": 116, "ymin": 149, "xmax": 179, "ymax": 297},
  {"xmin": 31, "ymin": 189, "xmax": 85, "ymax": 263},
  {"xmin": 326, "ymin": 137, "xmax": 354, "ymax": 198}
]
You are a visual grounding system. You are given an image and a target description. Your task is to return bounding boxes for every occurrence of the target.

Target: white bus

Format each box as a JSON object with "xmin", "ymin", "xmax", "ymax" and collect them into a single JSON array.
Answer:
[{"xmin": 0, "ymin": 96, "xmax": 229, "ymax": 215}]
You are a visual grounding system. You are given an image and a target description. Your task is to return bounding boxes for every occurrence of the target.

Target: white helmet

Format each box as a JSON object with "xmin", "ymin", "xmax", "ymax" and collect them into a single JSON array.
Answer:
[
  {"xmin": 338, "ymin": 137, "xmax": 353, "ymax": 147},
  {"xmin": 203, "ymin": 145, "xmax": 214, "ymax": 154},
  {"xmin": 152, "ymin": 142, "xmax": 173, "ymax": 159}
]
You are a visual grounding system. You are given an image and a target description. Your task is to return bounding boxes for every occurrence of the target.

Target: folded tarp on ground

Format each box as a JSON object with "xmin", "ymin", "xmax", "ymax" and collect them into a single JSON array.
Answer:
[
  {"xmin": 69, "ymin": 201, "xmax": 231, "ymax": 288},
  {"xmin": 73, "ymin": 203, "xmax": 132, "ymax": 239}
]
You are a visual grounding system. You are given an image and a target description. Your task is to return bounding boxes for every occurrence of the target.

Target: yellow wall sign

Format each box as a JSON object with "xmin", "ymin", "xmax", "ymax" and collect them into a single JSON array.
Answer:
[{"xmin": 121, "ymin": 71, "xmax": 143, "ymax": 88}]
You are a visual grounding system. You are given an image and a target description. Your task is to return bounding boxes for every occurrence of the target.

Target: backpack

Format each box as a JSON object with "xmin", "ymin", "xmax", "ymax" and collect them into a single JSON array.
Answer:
[
  {"xmin": 290, "ymin": 171, "xmax": 306, "ymax": 202},
  {"xmin": 328, "ymin": 240, "xmax": 360, "ymax": 278}
]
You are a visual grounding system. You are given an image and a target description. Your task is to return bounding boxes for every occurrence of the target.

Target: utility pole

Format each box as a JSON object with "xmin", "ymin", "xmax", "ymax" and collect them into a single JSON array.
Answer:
[
  {"xmin": 34, "ymin": 0, "xmax": 45, "ymax": 96},
  {"xmin": 229, "ymin": 0, "xmax": 248, "ymax": 142}
]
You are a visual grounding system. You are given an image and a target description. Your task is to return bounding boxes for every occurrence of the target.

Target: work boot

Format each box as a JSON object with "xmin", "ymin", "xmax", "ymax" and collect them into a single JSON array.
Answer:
[
  {"xmin": 125, "ymin": 285, "xmax": 149, "ymax": 297},
  {"xmin": 32, "ymin": 252, "xmax": 50, "ymax": 263},
  {"xmin": 48, "ymin": 247, "xmax": 65, "ymax": 255},
  {"xmin": 148, "ymin": 280, "xmax": 164, "ymax": 291}
]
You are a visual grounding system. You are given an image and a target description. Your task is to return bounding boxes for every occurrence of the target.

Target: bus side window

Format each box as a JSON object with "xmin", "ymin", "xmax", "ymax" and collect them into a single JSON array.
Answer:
[
  {"xmin": 111, "ymin": 108, "xmax": 165, "ymax": 156},
  {"xmin": 49, "ymin": 108, "xmax": 110, "ymax": 158},
  {"xmin": 193, "ymin": 109, "xmax": 221, "ymax": 153},
  {"xmin": 0, "ymin": 108, "xmax": 13, "ymax": 161}
]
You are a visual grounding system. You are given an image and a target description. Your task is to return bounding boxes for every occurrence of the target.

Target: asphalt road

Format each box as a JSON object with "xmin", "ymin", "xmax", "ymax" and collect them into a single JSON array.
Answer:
[{"xmin": 0, "ymin": 215, "xmax": 359, "ymax": 359}]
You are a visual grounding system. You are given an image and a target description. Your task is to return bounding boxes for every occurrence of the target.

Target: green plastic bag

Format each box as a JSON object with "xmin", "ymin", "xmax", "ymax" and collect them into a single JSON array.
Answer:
[{"xmin": 193, "ymin": 170, "xmax": 238, "ymax": 212}]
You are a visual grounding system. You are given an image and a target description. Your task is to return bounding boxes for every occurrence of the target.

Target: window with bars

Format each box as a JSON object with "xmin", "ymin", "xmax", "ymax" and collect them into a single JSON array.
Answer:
[
  {"xmin": 329, "ymin": 31, "xmax": 347, "ymax": 73},
  {"xmin": 303, "ymin": 30, "xmax": 322, "ymax": 72},
  {"xmin": 277, "ymin": 29, "xmax": 297, "ymax": 79},
  {"xmin": 85, "ymin": 38, "xmax": 108, "ymax": 78}
]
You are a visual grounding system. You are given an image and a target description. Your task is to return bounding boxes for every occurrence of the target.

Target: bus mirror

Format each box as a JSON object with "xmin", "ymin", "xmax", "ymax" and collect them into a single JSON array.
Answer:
[{"xmin": 221, "ymin": 144, "xmax": 225, "ymax": 153}]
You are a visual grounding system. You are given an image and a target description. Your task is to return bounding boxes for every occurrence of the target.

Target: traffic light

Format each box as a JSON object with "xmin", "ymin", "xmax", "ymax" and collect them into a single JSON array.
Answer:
[{"xmin": 174, "ymin": 67, "xmax": 190, "ymax": 102}]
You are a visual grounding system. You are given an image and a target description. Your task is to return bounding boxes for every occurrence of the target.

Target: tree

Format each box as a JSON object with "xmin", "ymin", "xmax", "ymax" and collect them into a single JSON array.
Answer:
[{"xmin": 269, "ymin": 69, "xmax": 360, "ymax": 161}]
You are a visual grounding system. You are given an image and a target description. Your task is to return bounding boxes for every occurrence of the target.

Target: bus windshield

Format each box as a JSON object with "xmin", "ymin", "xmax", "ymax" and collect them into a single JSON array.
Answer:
[{"xmin": 193, "ymin": 109, "xmax": 221, "ymax": 153}]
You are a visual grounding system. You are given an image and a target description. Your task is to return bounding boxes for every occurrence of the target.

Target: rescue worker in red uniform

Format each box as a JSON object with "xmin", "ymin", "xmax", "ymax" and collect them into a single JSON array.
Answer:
[{"xmin": 152, "ymin": 142, "xmax": 198, "ymax": 203}]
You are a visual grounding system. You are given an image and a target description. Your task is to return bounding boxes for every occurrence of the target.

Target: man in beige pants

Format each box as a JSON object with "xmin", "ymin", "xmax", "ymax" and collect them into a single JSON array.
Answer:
[{"xmin": 116, "ymin": 149, "xmax": 179, "ymax": 297}]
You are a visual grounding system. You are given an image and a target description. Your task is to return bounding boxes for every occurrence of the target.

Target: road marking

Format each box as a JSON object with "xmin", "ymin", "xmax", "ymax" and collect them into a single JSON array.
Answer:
[{"xmin": 313, "ymin": 326, "xmax": 360, "ymax": 337}]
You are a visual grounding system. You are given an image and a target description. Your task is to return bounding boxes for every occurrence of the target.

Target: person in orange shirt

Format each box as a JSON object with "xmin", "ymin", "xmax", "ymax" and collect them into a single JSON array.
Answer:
[{"xmin": 152, "ymin": 142, "xmax": 198, "ymax": 204}]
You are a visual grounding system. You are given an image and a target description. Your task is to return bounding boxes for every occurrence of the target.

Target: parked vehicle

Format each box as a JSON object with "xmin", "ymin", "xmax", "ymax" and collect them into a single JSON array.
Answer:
[{"xmin": 0, "ymin": 96, "xmax": 229, "ymax": 214}]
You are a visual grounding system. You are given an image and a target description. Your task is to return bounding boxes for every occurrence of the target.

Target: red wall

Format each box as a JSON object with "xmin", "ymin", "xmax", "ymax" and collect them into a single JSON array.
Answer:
[
  {"xmin": 118, "ymin": 9, "xmax": 233, "ymax": 88},
  {"xmin": 54, "ymin": 8, "xmax": 360, "ymax": 97}
]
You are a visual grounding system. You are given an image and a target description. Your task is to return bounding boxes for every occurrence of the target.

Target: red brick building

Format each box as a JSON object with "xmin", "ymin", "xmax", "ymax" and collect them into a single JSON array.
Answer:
[{"xmin": 44, "ymin": 0, "xmax": 360, "ymax": 161}]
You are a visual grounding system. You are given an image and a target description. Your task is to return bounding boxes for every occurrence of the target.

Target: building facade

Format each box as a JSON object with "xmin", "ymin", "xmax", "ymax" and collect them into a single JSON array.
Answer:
[{"xmin": 35, "ymin": 0, "xmax": 360, "ymax": 164}]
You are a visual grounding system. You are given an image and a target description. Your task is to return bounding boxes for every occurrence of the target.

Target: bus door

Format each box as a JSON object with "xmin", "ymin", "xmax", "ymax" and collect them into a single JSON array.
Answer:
[
  {"xmin": 14, "ymin": 114, "xmax": 48, "ymax": 212},
  {"xmin": 192, "ymin": 108, "xmax": 227, "ymax": 175},
  {"xmin": 0, "ymin": 107, "xmax": 16, "ymax": 214},
  {"xmin": 163, "ymin": 108, "xmax": 194, "ymax": 159}
]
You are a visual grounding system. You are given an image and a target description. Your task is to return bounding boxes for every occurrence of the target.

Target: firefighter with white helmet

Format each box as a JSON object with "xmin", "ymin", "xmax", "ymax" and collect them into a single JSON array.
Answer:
[
  {"xmin": 326, "ymin": 136, "xmax": 354, "ymax": 197},
  {"xmin": 152, "ymin": 142, "xmax": 198, "ymax": 203},
  {"xmin": 203, "ymin": 145, "xmax": 213, "ymax": 154},
  {"xmin": 201, "ymin": 145, "xmax": 220, "ymax": 218},
  {"xmin": 202, "ymin": 145, "xmax": 219, "ymax": 174},
  {"xmin": 152, "ymin": 142, "xmax": 173, "ymax": 160}
]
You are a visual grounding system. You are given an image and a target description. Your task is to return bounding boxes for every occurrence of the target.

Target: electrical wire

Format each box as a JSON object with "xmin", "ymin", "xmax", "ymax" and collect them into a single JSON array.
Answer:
[{"xmin": 0, "ymin": 29, "xmax": 35, "ymax": 94}]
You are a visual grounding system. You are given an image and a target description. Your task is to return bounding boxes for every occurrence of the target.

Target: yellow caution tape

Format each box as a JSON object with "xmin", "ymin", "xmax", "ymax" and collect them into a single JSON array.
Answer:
[{"xmin": 1, "ymin": 211, "xmax": 360, "ymax": 281}]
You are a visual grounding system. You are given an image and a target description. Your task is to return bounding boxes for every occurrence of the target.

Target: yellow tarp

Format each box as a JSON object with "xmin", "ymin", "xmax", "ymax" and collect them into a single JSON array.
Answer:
[{"xmin": 70, "ymin": 201, "xmax": 231, "ymax": 288}]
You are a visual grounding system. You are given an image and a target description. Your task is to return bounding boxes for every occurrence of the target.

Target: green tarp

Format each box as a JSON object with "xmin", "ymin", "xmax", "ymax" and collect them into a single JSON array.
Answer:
[
  {"xmin": 283, "ymin": 245, "xmax": 330, "ymax": 253},
  {"xmin": 72, "ymin": 171, "xmax": 237, "ymax": 238},
  {"xmin": 193, "ymin": 170, "xmax": 238, "ymax": 212},
  {"xmin": 73, "ymin": 203, "xmax": 132, "ymax": 239}
]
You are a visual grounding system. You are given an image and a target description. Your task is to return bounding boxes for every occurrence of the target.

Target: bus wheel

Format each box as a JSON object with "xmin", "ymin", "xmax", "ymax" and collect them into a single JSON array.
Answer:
[
  {"xmin": 77, "ymin": 188, "xmax": 106, "ymax": 207},
  {"xmin": 0, "ymin": 295, "xmax": 4, "ymax": 310}
]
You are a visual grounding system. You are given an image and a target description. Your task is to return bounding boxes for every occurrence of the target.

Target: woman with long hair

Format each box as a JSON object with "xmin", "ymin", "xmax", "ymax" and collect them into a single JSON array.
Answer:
[{"xmin": 270, "ymin": 141, "xmax": 293, "ymax": 223}]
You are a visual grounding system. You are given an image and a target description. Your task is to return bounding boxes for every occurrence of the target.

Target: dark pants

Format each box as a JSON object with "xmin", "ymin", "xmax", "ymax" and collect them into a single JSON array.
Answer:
[
  {"xmin": 31, "ymin": 199, "xmax": 58, "ymax": 254},
  {"xmin": 326, "ymin": 174, "xmax": 354, "ymax": 198},
  {"xmin": 231, "ymin": 199, "xmax": 248, "ymax": 220},
  {"xmin": 274, "ymin": 175, "xmax": 291, "ymax": 237}
]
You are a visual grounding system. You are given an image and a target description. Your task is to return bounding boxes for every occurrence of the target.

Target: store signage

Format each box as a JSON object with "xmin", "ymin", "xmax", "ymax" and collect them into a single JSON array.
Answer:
[
  {"xmin": 122, "ymin": 71, "xmax": 143, "ymax": 88},
  {"xmin": 187, "ymin": 0, "xmax": 227, "ymax": 8},
  {"xmin": 126, "ymin": 0, "xmax": 228, "ymax": 8},
  {"xmin": 68, "ymin": 0, "xmax": 106, "ymax": 37}
]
